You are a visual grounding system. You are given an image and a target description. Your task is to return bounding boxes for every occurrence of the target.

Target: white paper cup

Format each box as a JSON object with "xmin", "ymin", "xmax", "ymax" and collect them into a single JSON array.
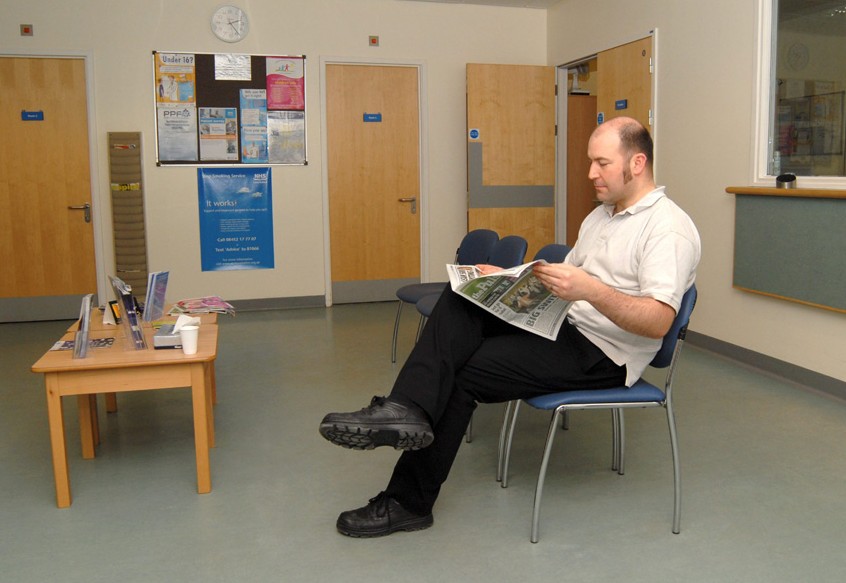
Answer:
[{"xmin": 179, "ymin": 325, "xmax": 200, "ymax": 355}]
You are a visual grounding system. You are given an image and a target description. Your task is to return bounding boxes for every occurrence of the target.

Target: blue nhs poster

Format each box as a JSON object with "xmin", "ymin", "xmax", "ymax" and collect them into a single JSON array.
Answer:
[{"xmin": 197, "ymin": 168, "xmax": 275, "ymax": 271}]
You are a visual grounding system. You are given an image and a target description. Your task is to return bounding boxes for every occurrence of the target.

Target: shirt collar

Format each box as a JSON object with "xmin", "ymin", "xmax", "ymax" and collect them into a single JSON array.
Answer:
[{"xmin": 602, "ymin": 186, "xmax": 667, "ymax": 217}]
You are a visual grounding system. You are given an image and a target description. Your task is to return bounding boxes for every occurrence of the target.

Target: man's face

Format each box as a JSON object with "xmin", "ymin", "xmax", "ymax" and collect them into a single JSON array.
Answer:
[{"xmin": 587, "ymin": 128, "xmax": 632, "ymax": 209}]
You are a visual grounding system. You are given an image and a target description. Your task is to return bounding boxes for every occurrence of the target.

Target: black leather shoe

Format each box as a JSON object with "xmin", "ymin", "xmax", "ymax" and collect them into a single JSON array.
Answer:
[
  {"xmin": 336, "ymin": 492, "xmax": 433, "ymax": 537},
  {"xmin": 319, "ymin": 396, "xmax": 434, "ymax": 451}
]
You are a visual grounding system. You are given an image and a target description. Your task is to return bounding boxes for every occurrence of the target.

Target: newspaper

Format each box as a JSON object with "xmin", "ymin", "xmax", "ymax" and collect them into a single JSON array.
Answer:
[{"xmin": 446, "ymin": 261, "xmax": 573, "ymax": 340}]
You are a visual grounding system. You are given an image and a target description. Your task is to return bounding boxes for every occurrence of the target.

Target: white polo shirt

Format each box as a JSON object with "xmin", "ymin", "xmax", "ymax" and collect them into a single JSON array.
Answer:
[{"xmin": 564, "ymin": 187, "xmax": 701, "ymax": 386}]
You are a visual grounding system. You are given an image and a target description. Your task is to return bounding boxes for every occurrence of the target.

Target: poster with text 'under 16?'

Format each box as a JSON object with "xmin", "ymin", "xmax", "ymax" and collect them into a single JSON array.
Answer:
[{"xmin": 197, "ymin": 168, "xmax": 274, "ymax": 271}]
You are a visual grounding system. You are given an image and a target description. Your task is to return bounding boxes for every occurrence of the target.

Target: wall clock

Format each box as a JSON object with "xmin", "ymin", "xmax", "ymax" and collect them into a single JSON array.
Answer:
[
  {"xmin": 211, "ymin": 5, "xmax": 249, "ymax": 43},
  {"xmin": 786, "ymin": 43, "xmax": 809, "ymax": 71}
]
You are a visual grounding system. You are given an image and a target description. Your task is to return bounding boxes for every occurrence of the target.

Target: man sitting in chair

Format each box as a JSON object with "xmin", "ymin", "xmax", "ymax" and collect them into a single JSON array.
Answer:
[{"xmin": 319, "ymin": 116, "xmax": 701, "ymax": 537}]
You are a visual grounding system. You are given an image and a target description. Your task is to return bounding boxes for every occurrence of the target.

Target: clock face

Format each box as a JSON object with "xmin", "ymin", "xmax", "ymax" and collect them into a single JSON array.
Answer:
[
  {"xmin": 211, "ymin": 5, "xmax": 249, "ymax": 43},
  {"xmin": 787, "ymin": 43, "xmax": 809, "ymax": 71}
]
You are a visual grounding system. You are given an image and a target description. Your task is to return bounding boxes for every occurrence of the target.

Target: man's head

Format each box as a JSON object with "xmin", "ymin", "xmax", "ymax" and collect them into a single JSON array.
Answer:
[{"xmin": 587, "ymin": 116, "xmax": 655, "ymax": 212}]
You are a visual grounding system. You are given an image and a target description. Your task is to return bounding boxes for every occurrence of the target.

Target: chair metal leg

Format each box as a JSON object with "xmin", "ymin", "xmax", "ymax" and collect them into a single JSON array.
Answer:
[
  {"xmin": 391, "ymin": 300, "xmax": 404, "ymax": 363},
  {"xmin": 500, "ymin": 401, "xmax": 521, "ymax": 488},
  {"xmin": 531, "ymin": 409, "xmax": 562, "ymax": 543},
  {"xmin": 611, "ymin": 409, "xmax": 620, "ymax": 472},
  {"xmin": 617, "ymin": 409, "xmax": 626, "ymax": 476},
  {"xmin": 415, "ymin": 315, "xmax": 427, "ymax": 342},
  {"xmin": 666, "ymin": 402, "xmax": 682, "ymax": 534},
  {"xmin": 562, "ymin": 409, "xmax": 570, "ymax": 430},
  {"xmin": 465, "ymin": 411, "xmax": 474, "ymax": 443},
  {"xmin": 496, "ymin": 401, "xmax": 513, "ymax": 482}
]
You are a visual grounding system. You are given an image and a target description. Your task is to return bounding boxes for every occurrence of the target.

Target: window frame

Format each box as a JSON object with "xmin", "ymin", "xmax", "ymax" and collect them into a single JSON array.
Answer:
[{"xmin": 753, "ymin": 0, "xmax": 846, "ymax": 188}]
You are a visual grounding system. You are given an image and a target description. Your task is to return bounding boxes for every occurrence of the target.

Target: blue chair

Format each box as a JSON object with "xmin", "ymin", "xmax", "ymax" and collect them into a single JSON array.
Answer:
[
  {"xmin": 414, "ymin": 235, "xmax": 529, "ymax": 337},
  {"xmin": 498, "ymin": 285, "xmax": 697, "ymax": 543},
  {"xmin": 391, "ymin": 229, "xmax": 499, "ymax": 362},
  {"xmin": 531, "ymin": 243, "xmax": 572, "ymax": 264}
]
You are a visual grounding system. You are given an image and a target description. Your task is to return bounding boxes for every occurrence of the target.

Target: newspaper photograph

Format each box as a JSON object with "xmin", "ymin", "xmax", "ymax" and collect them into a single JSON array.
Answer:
[{"xmin": 446, "ymin": 261, "xmax": 573, "ymax": 340}]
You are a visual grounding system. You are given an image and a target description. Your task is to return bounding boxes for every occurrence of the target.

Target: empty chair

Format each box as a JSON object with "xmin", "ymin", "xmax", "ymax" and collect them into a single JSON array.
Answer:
[
  {"xmin": 414, "ymin": 235, "xmax": 528, "ymax": 331},
  {"xmin": 498, "ymin": 285, "xmax": 698, "ymax": 543},
  {"xmin": 391, "ymin": 229, "xmax": 498, "ymax": 362},
  {"xmin": 531, "ymin": 243, "xmax": 572, "ymax": 264}
]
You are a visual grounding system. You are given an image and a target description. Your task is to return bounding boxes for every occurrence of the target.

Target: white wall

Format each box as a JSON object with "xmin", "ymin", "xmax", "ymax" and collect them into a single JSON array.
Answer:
[
  {"xmin": 548, "ymin": 0, "xmax": 845, "ymax": 382},
  {"xmin": 1, "ymin": 0, "xmax": 546, "ymax": 302}
]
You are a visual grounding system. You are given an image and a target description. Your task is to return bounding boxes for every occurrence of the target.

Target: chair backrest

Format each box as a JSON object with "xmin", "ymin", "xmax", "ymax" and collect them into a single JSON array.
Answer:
[
  {"xmin": 650, "ymin": 284, "xmax": 697, "ymax": 369},
  {"xmin": 456, "ymin": 229, "xmax": 499, "ymax": 265},
  {"xmin": 533, "ymin": 243, "xmax": 572, "ymax": 263},
  {"xmin": 487, "ymin": 235, "xmax": 528, "ymax": 269}
]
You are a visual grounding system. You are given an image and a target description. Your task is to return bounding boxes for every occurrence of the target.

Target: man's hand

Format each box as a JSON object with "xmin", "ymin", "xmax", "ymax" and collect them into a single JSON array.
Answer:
[
  {"xmin": 532, "ymin": 263, "xmax": 600, "ymax": 302},
  {"xmin": 475, "ymin": 264, "xmax": 502, "ymax": 276},
  {"xmin": 533, "ymin": 263, "xmax": 674, "ymax": 339}
]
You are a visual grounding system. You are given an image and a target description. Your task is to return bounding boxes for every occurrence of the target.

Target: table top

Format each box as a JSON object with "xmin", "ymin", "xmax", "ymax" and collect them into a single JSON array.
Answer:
[{"xmin": 32, "ymin": 324, "xmax": 218, "ymax": 374}]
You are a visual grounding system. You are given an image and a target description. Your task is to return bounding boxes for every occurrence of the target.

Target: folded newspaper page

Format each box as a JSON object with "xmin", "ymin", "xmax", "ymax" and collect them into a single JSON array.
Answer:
[{"xmin": 446, "ymin": 261, "xmax": 573, "ymax": 340}]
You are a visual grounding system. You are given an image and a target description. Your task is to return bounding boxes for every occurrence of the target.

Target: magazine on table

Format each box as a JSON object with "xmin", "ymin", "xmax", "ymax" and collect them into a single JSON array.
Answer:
[
  {"xmin": 168, "ymin": 295, "xmax": 235, "ymax": 316},
  {"xmin": 445, "ymin": 260, "xmax": 573, "ymax": 340}
]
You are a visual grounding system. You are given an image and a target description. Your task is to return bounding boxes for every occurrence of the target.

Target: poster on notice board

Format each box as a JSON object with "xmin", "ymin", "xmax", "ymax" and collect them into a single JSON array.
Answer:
[{"xmin": 197, "ymin": 168, "xmax": 275, "ymax": 271}]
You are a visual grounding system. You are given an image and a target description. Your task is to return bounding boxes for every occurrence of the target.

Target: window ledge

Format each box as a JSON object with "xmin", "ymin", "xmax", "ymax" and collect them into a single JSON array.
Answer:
[{"xmin": 726, "ymin": 186, "xmax": 846, "ymax": 199}]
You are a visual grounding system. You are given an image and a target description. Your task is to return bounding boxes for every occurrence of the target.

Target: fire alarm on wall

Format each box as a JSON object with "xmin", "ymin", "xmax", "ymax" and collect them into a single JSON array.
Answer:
[
  {"xmin": 369, "ymin": 36, "xmax": 379, "ymax": 47},
  {"xmin": 20, "ymin": 24, "xmax": 34, "ymax": 36}
]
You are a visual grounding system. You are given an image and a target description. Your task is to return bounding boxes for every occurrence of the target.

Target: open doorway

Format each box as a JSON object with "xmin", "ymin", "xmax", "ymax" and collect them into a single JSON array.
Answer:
[{"xmin": 555, "ymin": 35, "xmax": 655, "ymax": 246}]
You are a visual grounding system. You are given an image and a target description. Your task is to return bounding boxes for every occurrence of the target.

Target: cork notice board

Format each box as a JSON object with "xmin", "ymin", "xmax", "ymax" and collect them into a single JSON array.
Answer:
[{"xmin": 153, "ymin": 51, "xmax": 306, "ymax": 166}]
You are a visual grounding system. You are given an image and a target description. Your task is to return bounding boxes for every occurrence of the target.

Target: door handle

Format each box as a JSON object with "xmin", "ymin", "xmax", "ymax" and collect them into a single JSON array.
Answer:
[
  {"xmin": 398, "ymin": 197, "xmax": 417, "ymax": 215},
  {"xmin": 68, "ymin": 202, "xmax": 92, "ymax": 223}
]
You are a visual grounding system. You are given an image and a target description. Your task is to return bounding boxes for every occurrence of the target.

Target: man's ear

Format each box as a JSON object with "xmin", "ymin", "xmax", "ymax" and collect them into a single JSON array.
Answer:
[{"xmin": 629, "ymin": 152, "xmax": 648, "ymax": 176}]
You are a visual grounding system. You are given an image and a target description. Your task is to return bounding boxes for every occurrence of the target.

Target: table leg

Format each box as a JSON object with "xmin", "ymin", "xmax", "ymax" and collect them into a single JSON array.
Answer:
[
  {"xmin": 46, "ymin": 373, "xmax": 72, "ymax": 508},
  {"xmin": 207, "ymin": 362, "xmax": 217, "ymax": 405},
  {"xmin": 91, "ymin": 395, "xmax": 100, "ymax": 446},
  {"xmin": 105, "ymin": 392, "xmax": 118, "ymax": 413},
  {"xmin": 77, "ymin": 395, "xmax": 97, "ymax": 459},
  {"xmin": 191, "ymin": 363, "xmax": 212, "ymax": 494}
]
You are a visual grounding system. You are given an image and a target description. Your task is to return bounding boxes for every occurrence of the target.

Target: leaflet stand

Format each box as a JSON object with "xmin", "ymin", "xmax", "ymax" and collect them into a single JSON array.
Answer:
[
  {"xmin": 72, "ymin": 294, "xmax": 94, "ymax": 359},
  {"xmin": 109, "ymin": 275, "xmax": 148, "ymax": 350}
]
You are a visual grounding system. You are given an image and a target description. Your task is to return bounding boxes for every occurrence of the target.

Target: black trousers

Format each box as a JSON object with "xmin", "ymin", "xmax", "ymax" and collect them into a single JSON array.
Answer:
[{"xmin": 385, "ymin": 287, "xmax": 626, "ymax": 515}]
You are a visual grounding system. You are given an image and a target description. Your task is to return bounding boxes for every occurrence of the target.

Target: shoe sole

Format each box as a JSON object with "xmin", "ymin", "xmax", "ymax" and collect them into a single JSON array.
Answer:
[
  {"xmin": 319, "ymin": 422, "xmax": 434, "ymax": 451},
  {"xmin": 337, "ymin": 515, "xmax": 434, "ymax": 538}
]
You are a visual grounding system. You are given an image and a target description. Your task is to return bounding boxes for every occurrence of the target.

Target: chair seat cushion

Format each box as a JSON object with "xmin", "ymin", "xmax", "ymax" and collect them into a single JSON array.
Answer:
[
  {"xmin": 397, "ymin": 282, "xmax": 447, "ymax": 303},
  {"xmin": 415, "ymin": 293, "xmax": 441, "ymax": 317},
  {"xmin": 525, "ymin": 379, "xmax": 666, "ymax": 410}
]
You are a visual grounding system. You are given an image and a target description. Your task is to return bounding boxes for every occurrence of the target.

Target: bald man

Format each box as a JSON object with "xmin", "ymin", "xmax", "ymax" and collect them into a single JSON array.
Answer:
[{"xmin": 319, "ymin": 117, "xmax": 701, "ymax": 538}]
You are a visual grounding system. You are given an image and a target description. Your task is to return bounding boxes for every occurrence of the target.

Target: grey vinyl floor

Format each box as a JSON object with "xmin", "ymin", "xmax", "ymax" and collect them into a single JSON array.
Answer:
[{"xmin": 2, "ymin": 302, "xmax": 846, "ymax": 582}]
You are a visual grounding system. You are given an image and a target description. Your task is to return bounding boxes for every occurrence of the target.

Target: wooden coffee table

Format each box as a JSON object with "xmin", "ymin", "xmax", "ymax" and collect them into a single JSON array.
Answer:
[{"xmin": 31, "ymin": 325, "xmax": 219, "ymax": 508}]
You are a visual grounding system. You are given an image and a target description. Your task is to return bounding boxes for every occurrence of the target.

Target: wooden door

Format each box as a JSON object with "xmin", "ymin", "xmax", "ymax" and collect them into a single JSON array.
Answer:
[
  {"xmin": 597, "ymin": 37, "xmax": 653, "ymax": 129},
  {"xmin": 326, "ymin": 64, "xmax": 421, "ymax": 303},
  {"xmin": 565, "ymin": 94, "xmax": 598, "ymax": 247},
  {"xmin": 0, "ymin": 57, "xmax": 96, "ymax": 319},
  {"xmin": 467, "ymin": 64, "xmax": 556, "ymax": 260}
]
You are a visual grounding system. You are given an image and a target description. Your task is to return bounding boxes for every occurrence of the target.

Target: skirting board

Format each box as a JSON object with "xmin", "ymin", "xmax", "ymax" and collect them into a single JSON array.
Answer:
[
  {"xmin": 687, "ymin": 331, "xmax": 846, "ymax": 401},
  {"xmin": 230, "ymin": 295, "xmax": 325, "ymax": 311}
]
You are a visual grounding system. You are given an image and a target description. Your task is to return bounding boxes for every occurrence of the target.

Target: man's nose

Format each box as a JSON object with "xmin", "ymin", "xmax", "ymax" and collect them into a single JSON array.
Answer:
[{"xmin": 587, "ymin": 162, "xmax": 598, "ymax": 180}]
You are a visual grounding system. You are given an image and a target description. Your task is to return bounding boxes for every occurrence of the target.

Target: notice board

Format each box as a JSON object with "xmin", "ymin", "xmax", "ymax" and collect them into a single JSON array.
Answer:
[
  {"xmin": 153, "ymin": 51, "xmax": 306, "ymax": 166},
  {"xmin": 732, "ymin": 191, "xmax": 846, "ymax": 313}
]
